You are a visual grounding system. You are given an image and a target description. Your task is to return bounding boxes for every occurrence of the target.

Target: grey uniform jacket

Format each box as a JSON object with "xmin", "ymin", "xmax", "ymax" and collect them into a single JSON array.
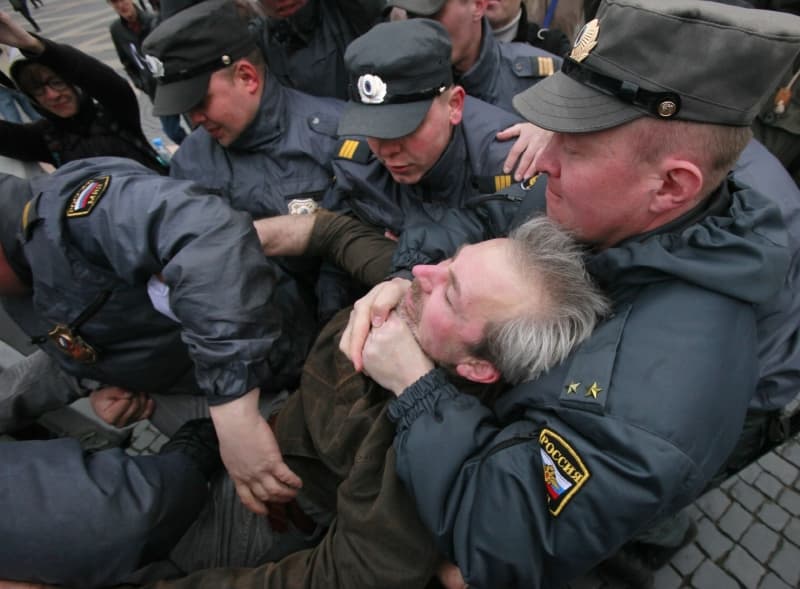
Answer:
[
  {"xmin": 170, "ymin": 76, "xmax": 345, "ymax": 317},
  {"xmin": 734, "ymin": 140, "xmax": 800, "ymax": 410},
  {"xmin": 325, "ymin": 96, "xmax": 524, "ymax": 235},
  {"xmin": 0, "ymin": 439, "xmax": 206, "ymax": 587},
  {"xmin": 170, "ymin": 77, "xmax": 344, "ymax": 219},
  {"xmin": 457, "ymin": 18, "xmax": 561, "ymax": 113},
  {"xmin": 8, "ymin": 157, "xmax": 297, "ymax": 403},
  {"xmin": 388, "ymin": 177, "xmax": 790, "ymax": 588}
]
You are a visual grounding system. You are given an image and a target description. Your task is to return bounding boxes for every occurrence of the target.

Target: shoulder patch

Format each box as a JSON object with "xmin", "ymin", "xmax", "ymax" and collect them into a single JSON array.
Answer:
[
  {"xmin": 66, "ymin": 176, "xmax": 111, "ymax": 218},
  {"xmin": 539, "ymin": 428, "xmax": 590, "ymax": 516},
  {"xmin": 474, "ymin": 174, "xmax": 513, "ymax": 194},
  {"xmin": 335, "ymin": 138, "xmax": 372, "ymax": 164}
]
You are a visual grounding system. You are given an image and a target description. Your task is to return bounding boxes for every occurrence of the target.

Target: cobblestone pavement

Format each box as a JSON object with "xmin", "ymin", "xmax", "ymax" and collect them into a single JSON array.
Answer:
[{"xmin": 4, "ymin": 3, "xmax": 800, "ymax": 588}]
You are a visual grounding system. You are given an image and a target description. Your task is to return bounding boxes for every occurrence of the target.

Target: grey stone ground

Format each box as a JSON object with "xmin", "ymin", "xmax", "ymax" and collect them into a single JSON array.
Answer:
[{"xmin": 2, "ymin": 2, "xmax": 799, "ymax": 588}]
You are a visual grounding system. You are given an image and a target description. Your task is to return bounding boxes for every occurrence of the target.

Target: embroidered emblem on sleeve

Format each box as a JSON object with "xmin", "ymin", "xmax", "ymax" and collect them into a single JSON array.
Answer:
[
  {"xmin": 66, "ymin": 176, "xmax": 111, "ymax": 218},
  {"xmin": 539, "ymin": 428, "xmax": 590, "ymax": 516}
]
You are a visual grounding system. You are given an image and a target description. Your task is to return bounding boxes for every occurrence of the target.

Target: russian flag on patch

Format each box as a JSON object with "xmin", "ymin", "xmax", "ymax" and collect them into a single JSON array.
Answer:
[
  {"xmin": 66, "ymin": 176, "xmax": 111, "ymax": 218},
  {"xmin": 541, "ymin": 449, "xmax": 573, "ymax": 500},
  {"xmin": 73, "ymin": 181, "xmax": 100, "ymax": 211}
]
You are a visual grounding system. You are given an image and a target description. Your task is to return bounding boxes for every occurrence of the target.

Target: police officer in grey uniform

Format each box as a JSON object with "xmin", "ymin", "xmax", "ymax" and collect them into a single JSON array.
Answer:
[
  {"xmin": 388, "ymin": 0, "xmax": 562, "ymax": 113},
  {"xmin": 327, "ymin": 19, "xmax": 525, "ymax": 237},
  {"xmin": 344, "ymin": 1, "xmax": 800, "ymax": 586},
  {"xmin": 144, "ymin": 0, "xmax": 345, "ymax": 317},
  {"xmin": 0, "ymin": 157, "xmax": 306, "ymax": 586}
]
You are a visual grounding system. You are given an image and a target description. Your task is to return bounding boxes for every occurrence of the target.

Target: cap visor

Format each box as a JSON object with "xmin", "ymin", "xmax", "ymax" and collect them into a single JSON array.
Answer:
[
  {"xmin": 338, "ymin": 100, "xmax": 433, "ymax": 140},
  {"xmin": 152, "ymin": 74, "xmax": 211, "ymax": 116},
  {"xmin": 512, "ymin": 71, "xmax": 645, "ymax": 133}
]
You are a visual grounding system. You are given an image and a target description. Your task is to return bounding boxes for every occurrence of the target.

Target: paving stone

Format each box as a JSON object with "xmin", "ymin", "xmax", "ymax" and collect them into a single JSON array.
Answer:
[
  {"xmin": 695, "ymin": 517, "xmax": 734, "ymax": 561},
  {"xmin": 776, "ymin": 486, "xmax": 800, "ymax": 517},
  {"xmin": 758, "ymin": 452, "xmax": 800, "ymax": 486},
  {"xmin": 696, "ymin": 487, "xmax": 731, "ymax": 520},
  {"xmin": 722, "ymin": 545, "xmax": 765, "ymax": 589},
  {"xmin": 757, "ymin": 502, "xmax": 791, "ymax": 532},
  {"xmin": 759, "ymin": 572, "xmax": 793, "ymax": 589},
  {"xmin": 784, "ymin": 517, "xmax": 800, "ymax": 547},
  {"xmin": 685, "ymin": 503, "xmax": 704, "ymax": 522},
  {"xmin": 769, "ymin": 540, "xmax": 800, "ymax": 587},
  {"xmin": 690, "ymin": 560, "xmax": 739, "ymax": 589},
  {"xmin": 754, "ymin": 471, "xmax": 785, "ymax": 500},
  {"xmin": 740, "ymin": 522, "xmax": 780, "ymax": 563},
  {"xmin": 738, "ymin": 461, "xmax": 763, "ymax": 484},
  {"xmin": 717, "ymin": 501, "xmax": 753, "ymax": 541},
  {"xmin": 779, "ymin": 440, "xmax": 800, "ymax": 469},
  {"xmin": 729, "ymin": 479, "xmax": 766, "ymax": 512},
  {"xmin": 719, "ymin": 475, "xmax": 736, "ymax": 492},
  {"xmin": 653, "ymin": 565, "xmax": 683, "ymax": 589},
  {"xmin": 671, "ymin": 542, "xmax": 704, "ymax": 577}
]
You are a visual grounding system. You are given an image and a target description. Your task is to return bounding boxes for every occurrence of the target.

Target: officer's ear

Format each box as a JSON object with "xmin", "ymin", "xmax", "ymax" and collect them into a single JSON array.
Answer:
[
  {"xmin": 231, "ymin": 59, "xmax": 261, "ymax": 95},
  {"xmin": 447, "ymin": 86, "xmax": 465, "ymax": 126},
  {"xmin": 649, "ymin": 157, "xmax": 704, "ymax": 215}
]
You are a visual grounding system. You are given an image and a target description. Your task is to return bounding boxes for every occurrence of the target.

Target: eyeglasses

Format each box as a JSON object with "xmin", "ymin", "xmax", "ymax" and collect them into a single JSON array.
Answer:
[{"xmin": 30, "ymin": 77, "xmax": 70, "ymax": 98}]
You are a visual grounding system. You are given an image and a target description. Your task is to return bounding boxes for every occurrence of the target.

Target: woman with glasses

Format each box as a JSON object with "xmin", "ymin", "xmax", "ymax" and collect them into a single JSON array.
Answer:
[{"xmin": 0, "ymin": 11, "xmax": 167, "ymax": 173}]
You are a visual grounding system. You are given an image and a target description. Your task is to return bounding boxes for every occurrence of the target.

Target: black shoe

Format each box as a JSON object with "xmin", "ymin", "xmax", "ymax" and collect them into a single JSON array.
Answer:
[
  {"xmin": 633, "ymin": 519, "xmax": 698, "ymax": 570},
  {"xmin": 160, "ymin": 418, "xmax": 222, "ymax": 480},
  {"xmin": 597, "ymin": 545, "xmax": 654, "ymax": 589}
]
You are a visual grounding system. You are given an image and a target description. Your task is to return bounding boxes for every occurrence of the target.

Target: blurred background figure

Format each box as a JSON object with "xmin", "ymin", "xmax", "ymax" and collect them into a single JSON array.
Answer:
[
  {"xmin": 108, "ymin": 0, "xmax": 187, "ymax": 145},
  {"xmin": 0, "ymin": 11, "xmax": 167, "ymax": 173},
  {"xmin": 0, "ymin": 44, "xmax": 39, "ymax": 123}
]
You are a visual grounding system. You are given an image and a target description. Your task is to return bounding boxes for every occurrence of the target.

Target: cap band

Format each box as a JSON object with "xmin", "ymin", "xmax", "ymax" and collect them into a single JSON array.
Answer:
[
  {"xmin": 347, "ymin": 80, "xmax": 449, "ymax": 105},
  {"xmin": 148, "ymin": 40, "xmax": 255, "ymax": 84},
  {"xmin": 562, "ymin": 58, "xmax": 683, "ymax": 119}
]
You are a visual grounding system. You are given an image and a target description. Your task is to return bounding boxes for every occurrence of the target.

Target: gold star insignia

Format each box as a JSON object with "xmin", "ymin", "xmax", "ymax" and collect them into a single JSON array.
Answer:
[
  {"xmin": 585, "ymin": 382, "xmax": 603, "ymax": 399},
  {"xmin": 565, "ymin": 382, "xmax": 580, "ymax": 394}
]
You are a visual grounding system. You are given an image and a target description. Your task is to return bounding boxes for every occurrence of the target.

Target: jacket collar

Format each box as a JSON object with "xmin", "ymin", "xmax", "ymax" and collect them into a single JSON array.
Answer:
[
  {"xmin": 418, "ymin": 124, "xmax": 467, "ymax": 192},
  {"xmin": 229, "ymin": 73, "xmax": 285, "ymax": 150}
]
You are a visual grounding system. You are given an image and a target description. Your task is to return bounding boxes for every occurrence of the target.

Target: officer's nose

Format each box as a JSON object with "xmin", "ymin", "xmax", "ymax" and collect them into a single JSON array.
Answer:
[
  {"xmin": 371, "ymin": 137, "xmax": 402, "ymax": 159},
  {"xmin": 536, "ymin": 134, "xmax": 561, "ymax": 178},
  {"xmin": 187, "ymin": 107, "xmax": 206, "ymax": 127}
]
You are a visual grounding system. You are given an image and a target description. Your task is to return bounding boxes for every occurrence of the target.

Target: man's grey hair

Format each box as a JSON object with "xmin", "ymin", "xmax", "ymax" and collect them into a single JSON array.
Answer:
[{"xmin": 472, "ymin": 215, "xmax": 609, "ymax": 385}]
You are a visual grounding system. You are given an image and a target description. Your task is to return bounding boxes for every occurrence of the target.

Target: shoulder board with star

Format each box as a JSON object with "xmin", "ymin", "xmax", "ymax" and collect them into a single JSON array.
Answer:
[
  {"xmin": 335, "ymin": 138, "xmax": 372, "ymax": 164},
  {"xmin": 65, "ymin": 176, "xmax": 111, "ymax": 218}
]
